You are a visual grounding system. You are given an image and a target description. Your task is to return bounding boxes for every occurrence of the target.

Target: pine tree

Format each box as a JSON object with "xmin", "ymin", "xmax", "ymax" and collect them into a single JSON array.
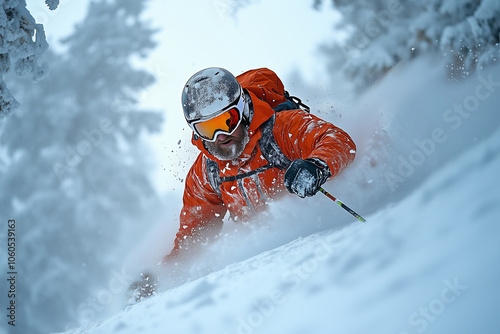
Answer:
[
  {"xmin": 0, "ymin": 0, "xmax": 162, "ymax": 332},
  {"xmin": 317, "ymin": 0, "xmax": 500, "ymax": 88}
]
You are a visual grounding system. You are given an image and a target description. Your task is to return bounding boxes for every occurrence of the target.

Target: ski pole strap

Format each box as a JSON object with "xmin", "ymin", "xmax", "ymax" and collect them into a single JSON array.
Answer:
[{"xmin": 319, "ymin": 187, "xmax": 366, "ymax": 222}]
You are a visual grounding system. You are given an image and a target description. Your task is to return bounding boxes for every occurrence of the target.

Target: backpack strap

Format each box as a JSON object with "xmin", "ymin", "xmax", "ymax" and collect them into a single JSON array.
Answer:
[
  {"xmin": 273, "ymin": 91, "xmax": 310, "ymax": 113},
  {"xmin": 204, "ymin": 94, "xmax": 307, "ymax": 196},
  {"xmin": 286, "ymin": 91, "xmax": 310, "ymax": 113},
  {"xmin": 257, "ymin": 113, "xmax": 292, "ymax": 170},
  {"xmin": 205, "ymin": 114, "xmax": 292, "ymax": 196},
  {"xmin": 205, "ymin": 157, "xmax": 223, "ymax": 197}
]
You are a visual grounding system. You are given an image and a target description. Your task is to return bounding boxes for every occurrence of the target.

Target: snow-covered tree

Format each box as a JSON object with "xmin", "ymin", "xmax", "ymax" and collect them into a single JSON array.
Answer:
[
  {"xmin": 316, "ymin": 0, "xmax": 500, "ymax": 88},
  {"xmin": 0, "ymin": 0, "xmax": 162, "ymax": 332},
  {"xmin": 0, "ymin": 0, "xmax": 51, "ymax": 116}
]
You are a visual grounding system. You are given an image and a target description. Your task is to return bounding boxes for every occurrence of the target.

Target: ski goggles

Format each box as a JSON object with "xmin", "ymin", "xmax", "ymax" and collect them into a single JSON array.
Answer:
[{"xmin": 190, "ymin": 93, "xmax": 245, "ymax": 142}]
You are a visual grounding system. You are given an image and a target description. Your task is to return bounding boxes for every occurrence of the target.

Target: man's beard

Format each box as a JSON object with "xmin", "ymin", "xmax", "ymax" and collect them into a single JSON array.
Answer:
[{"xmin": 204, "ymin": 124, "xmax": 250, "ymax": 161}]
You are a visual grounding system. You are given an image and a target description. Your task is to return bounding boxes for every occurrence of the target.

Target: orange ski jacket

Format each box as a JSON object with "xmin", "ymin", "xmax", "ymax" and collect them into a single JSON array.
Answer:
[{"xmin": 171, "ymin": 73, "xmax": 356, "ymax": 256}]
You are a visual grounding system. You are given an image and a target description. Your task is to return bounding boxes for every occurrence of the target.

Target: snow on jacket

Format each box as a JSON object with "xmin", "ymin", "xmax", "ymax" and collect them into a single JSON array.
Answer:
[{"xmin": 171, "ymin": 90, "xmax": 356, "ymax": 256}]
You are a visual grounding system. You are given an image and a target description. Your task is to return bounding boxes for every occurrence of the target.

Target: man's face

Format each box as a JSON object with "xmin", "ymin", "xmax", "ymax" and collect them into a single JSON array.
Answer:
[{"xmin": 204, "ymin": 123, "xmax": 249, "ymax": 161}]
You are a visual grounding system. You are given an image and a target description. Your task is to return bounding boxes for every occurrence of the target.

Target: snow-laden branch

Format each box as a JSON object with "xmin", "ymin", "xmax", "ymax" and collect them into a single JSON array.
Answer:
[
  {"xmin": 45, "ymin": 0, "xmax": 59, "ymax": 11},
  {"xmin": 321, "ymin": 0, "xmax": 500, "ymax": 88},
  {"xmin": 0, "ymin": 0, "xmax": 51, "ymax": 116}
]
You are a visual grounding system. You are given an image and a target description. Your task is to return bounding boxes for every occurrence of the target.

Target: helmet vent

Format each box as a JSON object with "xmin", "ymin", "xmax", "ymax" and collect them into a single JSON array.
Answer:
[{"xmin": 194, "ymin": 77, "xmax": 209, "ymax": 84}]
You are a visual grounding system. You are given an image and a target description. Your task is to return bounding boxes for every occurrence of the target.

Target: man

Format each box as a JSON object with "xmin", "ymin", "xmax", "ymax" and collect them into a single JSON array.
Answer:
[
  {"xmin": 129, "ymin": 67, "xmax": 356, "ymax": 301},
  {"xmin": 171, "ymin": 67, "xmax": 356, "ymax": 257}
]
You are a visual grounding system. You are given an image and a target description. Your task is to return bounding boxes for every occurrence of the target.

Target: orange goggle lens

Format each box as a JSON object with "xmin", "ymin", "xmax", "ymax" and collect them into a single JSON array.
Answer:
[{"xmin": 193, "ymin": 108, "xmax": 241, "ymax": 141}]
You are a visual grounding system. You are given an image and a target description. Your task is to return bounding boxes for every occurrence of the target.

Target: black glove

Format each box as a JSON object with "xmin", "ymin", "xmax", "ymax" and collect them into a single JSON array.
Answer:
[{"xmin": 284, "ymin": 158, "xmax": 331, "ymax": 198}]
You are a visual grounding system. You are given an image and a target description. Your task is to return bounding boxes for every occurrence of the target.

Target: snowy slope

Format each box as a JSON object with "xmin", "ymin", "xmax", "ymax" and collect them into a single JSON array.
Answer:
[
  {"xmin": 57, "ymin": 58, "xmax": 500, "ymax": 334},
  {"xmin": 60, "ymin": 125, "xmax": 500, "ymax": 334}
]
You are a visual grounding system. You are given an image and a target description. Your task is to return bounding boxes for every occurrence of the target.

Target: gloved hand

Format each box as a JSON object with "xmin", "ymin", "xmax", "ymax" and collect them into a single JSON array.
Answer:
[
  {"xmin": 284, "ymin": 158, "xmax": 331, "ymax": 198},
  {"xmin": 127, "ymin": 272, "xmax": 157, "ymax": 304}
]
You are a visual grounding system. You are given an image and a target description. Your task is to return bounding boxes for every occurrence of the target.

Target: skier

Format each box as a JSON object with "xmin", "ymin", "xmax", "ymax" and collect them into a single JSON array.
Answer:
[{"xmin": 129, "ymin": 67, "xmax": 356, "ymax": 302}]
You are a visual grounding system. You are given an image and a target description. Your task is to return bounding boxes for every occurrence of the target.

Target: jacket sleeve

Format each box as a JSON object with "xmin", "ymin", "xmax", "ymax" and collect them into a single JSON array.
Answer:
[
  {"xmin": 170, "ymin": 153, "xmax": 227, "ymax": 258},
  {"xmin": 274, "ymin": 109, "xmax": 356, "ymax": 178}
]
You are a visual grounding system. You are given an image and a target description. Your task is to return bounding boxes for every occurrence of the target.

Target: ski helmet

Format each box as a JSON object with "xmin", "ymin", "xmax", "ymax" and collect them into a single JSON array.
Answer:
[{"xmin": 182, "ymin": 67, "xmax": 243, "ymax": 125}]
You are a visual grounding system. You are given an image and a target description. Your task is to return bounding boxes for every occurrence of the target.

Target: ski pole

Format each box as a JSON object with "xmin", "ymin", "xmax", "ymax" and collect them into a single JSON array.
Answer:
[{"xmin": 319, "ymin": 187, "xmax": 366, "ymax": 222}]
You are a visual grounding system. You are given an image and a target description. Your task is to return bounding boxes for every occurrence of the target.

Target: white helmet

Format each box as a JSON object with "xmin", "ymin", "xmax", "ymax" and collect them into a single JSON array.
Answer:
[{"xmin": 182, "ymin": 67, "xmax": 243, "ymax": 124}]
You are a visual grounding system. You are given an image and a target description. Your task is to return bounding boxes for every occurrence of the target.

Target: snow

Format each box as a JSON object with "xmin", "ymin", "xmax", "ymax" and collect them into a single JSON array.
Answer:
[
  {"xmin": 2, "ymin": 1, "xmax": 499, "ymax": 333},
  {"xmin": 56, "ymin": 57, "xmax": 500, "ymax": 334},
  {"xmin": 0, "ymin": 0, "xmax": 50, "ymax": 115},
  {"xmin": 327, "ymin": 0, "xmax": 500, "ymax": 87},
  {"xmin": 45, "ymin": 0, "xmax": 59, "ymax": 11}
]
